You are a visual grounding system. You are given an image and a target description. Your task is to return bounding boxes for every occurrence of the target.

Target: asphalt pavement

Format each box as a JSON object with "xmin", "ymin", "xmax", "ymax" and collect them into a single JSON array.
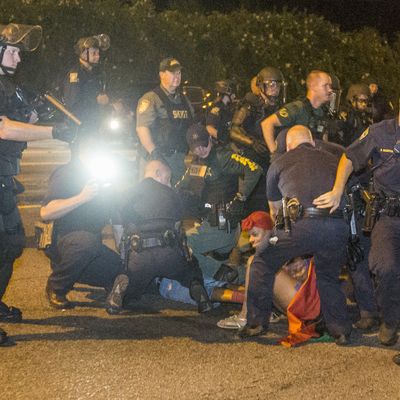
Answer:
[{"xmin": 1, "ymin": 141, "xmax": 400, "ymax": 399}]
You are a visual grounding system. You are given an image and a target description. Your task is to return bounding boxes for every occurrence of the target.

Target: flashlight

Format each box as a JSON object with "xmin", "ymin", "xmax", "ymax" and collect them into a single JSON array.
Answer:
[
  {"xmin": 85, "ymin": 153, "xmax": 118, "ymax": 187},
  {"xmin": 109, "ymin": 118, "xmax": 120, "ymax": 130}
]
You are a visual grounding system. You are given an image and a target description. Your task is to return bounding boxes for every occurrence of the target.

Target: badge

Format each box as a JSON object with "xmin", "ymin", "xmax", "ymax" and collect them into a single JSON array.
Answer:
[
  {"xmin": 279, "ymin": 108, "xmax": 288, "ymax": 118},
  {"xmin": 69, "ymin": 72, "xmax": 79, "ymax": 83},
  {"xmin": 138, "ymin": 99, "xmax": 150, "ymax": 114},
  {"xmin": 210, "ymin": 107, "xmax": 220, "ymax": 115},
  {"xmin": 359, "ymin": 128, "xmax": 369, "ymax": 141}
]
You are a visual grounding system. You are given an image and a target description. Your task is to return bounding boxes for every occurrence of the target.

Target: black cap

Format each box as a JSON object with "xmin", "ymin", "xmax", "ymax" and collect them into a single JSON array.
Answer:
[
  {"xmin": 186, "ymin": 123, "xmax": 210, "ymax": 151},
  {"xmin": 159, "ymin": 57, "xmax": 182, "ymax": 72}
]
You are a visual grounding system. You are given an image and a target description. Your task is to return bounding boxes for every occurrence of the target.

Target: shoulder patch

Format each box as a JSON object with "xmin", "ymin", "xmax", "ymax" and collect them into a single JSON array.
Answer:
[
  {"xmin": 69, "ymin": 72, "xmax": 79, "ymax": 83},
  {"xmin": 359, "ymin": 128, "xmax": 369, "ymax": 141},
  {"xmin": 138, "ymin": 99, "xmax": 150, "ymax": 114},
  {"xmin": 231, "ymin": 153, "xmax": 259, "ymax": 171},
  {"xmin": 279, "ymin": 108, "xmax": 289, "ymax": 118},
  {"xmin": 210, "ymin": 107, "xmax": 220, "ymax": 115}
]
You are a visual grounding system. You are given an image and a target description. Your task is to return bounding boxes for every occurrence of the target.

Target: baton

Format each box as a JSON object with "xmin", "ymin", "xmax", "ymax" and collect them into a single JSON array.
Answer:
[{"xmin": 44, "ymin": 94, "xmax": 81, "ymax": 126}]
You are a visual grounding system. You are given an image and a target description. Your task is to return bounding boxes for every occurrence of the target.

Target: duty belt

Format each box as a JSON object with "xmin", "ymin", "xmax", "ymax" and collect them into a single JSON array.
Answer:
[
  {"xmin": 130, "ymin": 230, "xmax": 178, "ymax": 252},
  {"xmin": 302, "ymin": 207, "xmax": 344, "ymax": 219}
]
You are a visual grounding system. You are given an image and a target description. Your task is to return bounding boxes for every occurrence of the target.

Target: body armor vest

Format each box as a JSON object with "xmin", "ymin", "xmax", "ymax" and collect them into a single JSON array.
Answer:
[{"xmin": 152, "ymin": 86, "xmax": 193, "ymax": 154}]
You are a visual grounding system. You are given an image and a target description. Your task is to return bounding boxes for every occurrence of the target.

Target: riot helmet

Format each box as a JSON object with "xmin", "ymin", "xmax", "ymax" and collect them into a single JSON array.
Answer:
[
  {"xmin": 256, "ymin": 66, "xmax": 287, "ymax": 105},
  {"xmin": 328, "ymin": 74, "xmax": 342, "ymax": 116},
  {"xmin": 74, "ymin": 33, "xmax": 110, "ymax": 65},
  {"xmin": 0, "ymin": 23, "xmax": 42, "ymax": 75},
  {"xmin": 346, "ymin": 83, "xmax": 371, "ymax": 111}
]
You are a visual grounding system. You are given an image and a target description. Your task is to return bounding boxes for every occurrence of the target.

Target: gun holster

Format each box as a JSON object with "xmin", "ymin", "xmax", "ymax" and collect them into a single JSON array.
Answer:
[{"xmin": 35, "ymin": 221, "xmax": 55, "ymax": 250}]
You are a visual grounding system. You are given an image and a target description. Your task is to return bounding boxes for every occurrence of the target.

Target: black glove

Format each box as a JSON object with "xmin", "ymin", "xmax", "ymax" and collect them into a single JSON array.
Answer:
[
  {"xmin": 52, "ymin": 123, "xmax": 77, "ymax": 144},
  {"xmin": 252, "ymin": 139, "xmax": 268, "ymax": 155},
  {"xmin": 149, "ymin": 147, "xmax": 169, "ymax": 167},
  {"xmin": 226, "ymin": 194, "xmax": 245, "ymax": 228}
]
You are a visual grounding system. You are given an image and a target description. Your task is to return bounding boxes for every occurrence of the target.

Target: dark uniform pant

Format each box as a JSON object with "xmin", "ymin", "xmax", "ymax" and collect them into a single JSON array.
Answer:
[
  {"xmin": 247, "ymin": 218, "xmax": 352, "ymax": 337},
  {"xmin": 0, "ymin": 189, "xmax": 25, "ymax": 301},
  {"xmin": 125, "ymin": 245, "xmax": 204, "ymax": 300},
  {"xmin": 48, "ymin": 231, "xmax": 121, "ymax": 295},
  {"xmin": 369, "ymin": 215, "xmax": 400, "ymax": 328},
  {"xmin": 349, "ymin": 222, "xmax": 378, "ymax": 318}
]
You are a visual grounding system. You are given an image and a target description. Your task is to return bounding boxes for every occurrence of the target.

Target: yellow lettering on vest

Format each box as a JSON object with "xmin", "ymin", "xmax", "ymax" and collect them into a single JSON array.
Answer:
[{"xmin": 231, "ymin": 153, "xmax": 258, "ymax": 171}]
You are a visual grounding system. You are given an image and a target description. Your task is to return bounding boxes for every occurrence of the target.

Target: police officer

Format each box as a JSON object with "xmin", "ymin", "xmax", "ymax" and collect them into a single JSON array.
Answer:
[
  {"xmin": 261, "ymin": 70, "xmax": 333, "ymax": 155},
  {"xmin": 0, "ymin": 23, "xmax": 74, "ymax": 339},
  {"xmin": 180, "ymin": 123, "xmax": 262, "ymax": 279},
  {"xmin": 40, "ymin": 138, "xmax": 124, "ymax": 309},
  {"xmin": 367, "ymin": 77, "xmax": 394, "ymax": 123},
  {"xmin": 230, "ymin": 67, "xmax": 286, "ymax": 212},
  {"xmin": 231, "ymin": 66, "xmax": 286, "ymax": 166},
  {"xmin": 106, "ymin": 159, "xmax": 212, "ymax": 314},
  {"xmin": 314, "ymin": 117, "xmax": 400, "ymax": 346},
  {"xmin": 205, "ymin": 79, "xmax": 236, "ymax": 144},
  {"xmin": 136, "ymin": 57, "xmax": 194, "ymax": 184},
  {"xmin": 63, "ymin": 33, "xmax": 110, "ymax": 143},
  {"xmin": 239, "ymin": 125, "xmax": 352, "ymax": 345},
  {"xmin": 340, "ymin": 83, "xmax": 373, "ymax": 146}
]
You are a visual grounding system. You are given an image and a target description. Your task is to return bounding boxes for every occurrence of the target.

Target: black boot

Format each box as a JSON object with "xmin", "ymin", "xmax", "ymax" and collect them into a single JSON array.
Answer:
[
  {"xmin": 0, "ymin": 301, "xmax": 22, "ymax": 322},
  {"xmin": 189, "ymin": 280, "xmax": 212, "ymax": 313},
  {"xmin": 45, "ymin": 284, "xmax": 74, "ymax": 310},
  {"xmin": 0, "ymin": 327, "xmax": 15, "ymax": 347},
  {"xmin": 106, "ymin": 274, "xmax": 129, "ymax": 315}
]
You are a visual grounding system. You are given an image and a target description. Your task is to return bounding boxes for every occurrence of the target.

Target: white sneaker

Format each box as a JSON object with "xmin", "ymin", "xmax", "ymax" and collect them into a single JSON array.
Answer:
[{"xmin": 217, "ymin": 314, "xmax": 247, "ymax": 330}]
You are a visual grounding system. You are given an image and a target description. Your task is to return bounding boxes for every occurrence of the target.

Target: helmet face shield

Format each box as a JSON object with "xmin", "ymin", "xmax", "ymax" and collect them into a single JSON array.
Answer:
[
  {"xmin": 0, "ymin": 24, "xmax": 42, "ymax": 51},
  {"xmin": 329, "ymin": 89, "xmax": 342, "ymax": 115},
  {"xmin": 256, "ymin": 67, "xmax": 286, "ymax": 105}
]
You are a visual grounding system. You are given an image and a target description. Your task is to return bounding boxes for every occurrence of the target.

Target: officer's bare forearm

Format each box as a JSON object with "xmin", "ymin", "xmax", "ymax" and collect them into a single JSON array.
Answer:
[
  {"xmin": 136, "ymin": 126, "xmax": 156, "ymax": 154},
  {"xmin": 40, "ymin": 195, "xmax": 89, "ymax": 221},
  {"xmin": 261, "ymin": 114, "xmax": 280, "ymax": 153},
  {"xmin": 332, "ymin": 154, "xmax": 354, "ymax": 195},
  {"xmin": 0, "ymin": 117, "xmax": 53, "ymax": 141}
]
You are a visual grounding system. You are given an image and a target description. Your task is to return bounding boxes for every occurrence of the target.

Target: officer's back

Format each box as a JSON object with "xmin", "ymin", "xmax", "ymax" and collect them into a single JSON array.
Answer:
[{"xmin": 267, "ymin": 127, "xmax": 341, "ymax": 208}]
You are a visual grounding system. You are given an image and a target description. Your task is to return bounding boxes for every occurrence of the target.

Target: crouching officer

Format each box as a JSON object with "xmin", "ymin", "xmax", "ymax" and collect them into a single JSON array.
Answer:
[
  {"xmin": 106, "ymin": 159, "xmax": 212, "ymax": 314},
  {"xmin": 179, "ymin": 123, "xmax": 262, "ymax": 279},
  {"xmin": 314, "ymin": 116, "xmax": 400, "ymax": 346},
  {"xmin": 240, "ymin": 126, "xmax": 352, "ymax": 345},
  {"xmin": 40, "ymin": 138, "xmax": 123, "ymax": 309},
  {"xmin": 0, "ymin": 23, "xmax": 75, "ymax": 328}
]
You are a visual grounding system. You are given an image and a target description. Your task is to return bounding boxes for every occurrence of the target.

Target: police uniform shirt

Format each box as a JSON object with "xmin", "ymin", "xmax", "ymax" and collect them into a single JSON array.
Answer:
[
  {"xmin": 240, "ymin": 92, "xmax": 279, "ymax": 139},
  {"xmin": 42, "ymin": 161, "xmax": 112, "ymax": 237},
  {"xmin": 275, "ymin": 128, "xmax": 344, "ymax": 160},
  {"xmin": 346, "ymin": 118, "xmax": 400, "ymax": 195},
  {"xmin": 267, "ymin": 143, "xmax": 340, "ymax": 208},
  {"xmin": 136, "ymin": 85, "xmax": 194, "ymax": 129},
  {"xmin": 275, "ymin": 99, "xmax": 326, "ymax": 133},
  {"xmin": 0, "ymin": 76, "xmax": 28, "ymax": 176},
  {"xmin": 63, "ymin": 64, "xmax": 104, "ymax": 131},
  {"xmin": 185, "ymin": 146, "xmax": 262, "ymax": 206},
  {"xmin": 121, "ymin": 177, "xmax": 183, "ymax": 231}
]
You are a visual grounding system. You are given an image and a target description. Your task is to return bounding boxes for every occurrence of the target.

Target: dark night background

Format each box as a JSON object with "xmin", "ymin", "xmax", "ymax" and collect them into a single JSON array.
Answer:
[{"xmin": 154, "ymin": 0, "xmax": 400, "ymax": 41}]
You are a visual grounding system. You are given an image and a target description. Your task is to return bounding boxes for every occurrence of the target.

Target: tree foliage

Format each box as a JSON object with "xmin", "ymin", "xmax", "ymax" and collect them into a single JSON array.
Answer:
[{"xmin": 2, "ymin": 0, "xmax": 400, "ymax": 102}]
